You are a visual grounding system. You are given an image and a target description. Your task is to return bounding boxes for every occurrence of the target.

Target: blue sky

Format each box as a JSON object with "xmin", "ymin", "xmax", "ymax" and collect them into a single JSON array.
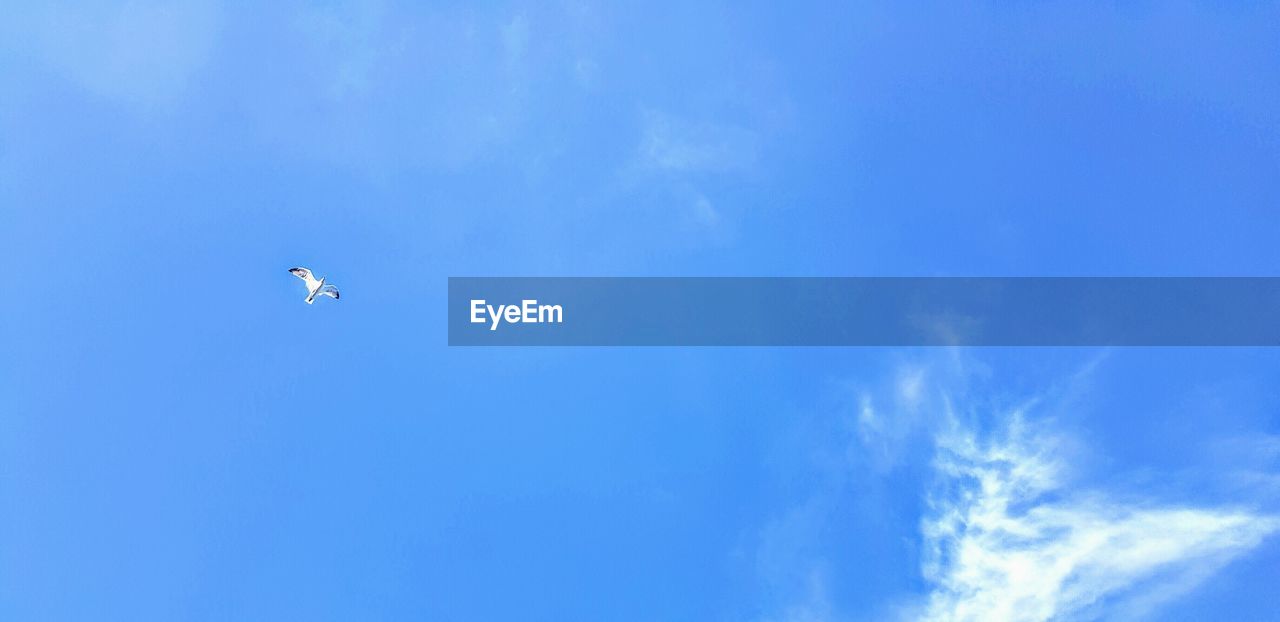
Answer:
[{"xmin": 2, "ymin": 2, "xmax": 1280, "ymax": 620}]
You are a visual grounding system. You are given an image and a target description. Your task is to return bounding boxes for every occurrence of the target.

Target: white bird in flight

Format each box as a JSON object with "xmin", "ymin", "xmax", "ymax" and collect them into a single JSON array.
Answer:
[{"xmin": 289, "ymin": 267, "xmax": 341, "ymax": 304}]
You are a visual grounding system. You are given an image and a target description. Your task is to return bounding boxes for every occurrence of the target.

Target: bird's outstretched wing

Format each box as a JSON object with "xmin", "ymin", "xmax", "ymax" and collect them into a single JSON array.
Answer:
[
  {"xmin": 318, "ymin": 284, "xmax": 340, "ymax": 300},
  {"xmin": 289, "ymin": 267, "xmax": 320, "ymax": 290}
]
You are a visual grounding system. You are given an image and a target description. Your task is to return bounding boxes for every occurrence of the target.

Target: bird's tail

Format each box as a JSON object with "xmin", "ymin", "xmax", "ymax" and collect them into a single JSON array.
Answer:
[{"xmin": 305, "ymin": 294, "xmax": 316, "ymax": 304}]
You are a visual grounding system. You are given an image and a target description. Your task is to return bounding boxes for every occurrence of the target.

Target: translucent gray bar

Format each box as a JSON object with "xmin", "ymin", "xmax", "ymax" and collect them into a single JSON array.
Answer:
[{"xmin": 447, "ymin": 277, "xmax": 1280, "ymax": 346}]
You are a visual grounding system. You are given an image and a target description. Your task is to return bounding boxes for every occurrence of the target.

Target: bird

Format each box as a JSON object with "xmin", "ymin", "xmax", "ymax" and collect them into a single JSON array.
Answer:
[{"xmin": 289, "ymin": 267, "xmax": 340, "ymax": 304}]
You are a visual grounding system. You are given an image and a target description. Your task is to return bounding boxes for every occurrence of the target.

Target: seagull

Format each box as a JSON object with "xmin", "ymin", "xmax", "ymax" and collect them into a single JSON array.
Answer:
[{"xmin": 289, "ymin": 267, "xmax": 340, "ymax": 304}]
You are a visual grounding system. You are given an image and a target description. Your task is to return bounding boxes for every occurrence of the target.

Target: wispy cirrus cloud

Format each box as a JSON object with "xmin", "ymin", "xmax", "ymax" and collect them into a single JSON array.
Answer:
[
  {"xmin": 914, "ymin": 395, "xmax": 1279, "ymax": 622},
  {"xmin": 756, "ymin": 354, "xmax": 1280, "ymax": 622}
]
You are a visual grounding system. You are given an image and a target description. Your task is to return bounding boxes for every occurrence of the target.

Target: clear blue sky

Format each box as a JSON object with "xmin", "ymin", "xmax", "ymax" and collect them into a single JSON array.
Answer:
[{"xmin": 2, "ymin": 3, "xmax": 1279, "ymax": 621}]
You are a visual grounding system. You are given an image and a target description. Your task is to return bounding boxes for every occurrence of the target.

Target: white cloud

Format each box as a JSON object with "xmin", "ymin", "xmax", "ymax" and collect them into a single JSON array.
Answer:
[
  {"xmin": 831, "ymin": 354, "xmax": 1280, "ymax": 621},
  {"xmin": 920, "ymin": 413, "xmax": 1279, "ymax": 622},
  {"xmin": 850, "ymin": 363, "xmax": 939, "ymax": 473},
  {"xmin": 897, "ymin": 366, "xmax": 927, "ymax": 409},
  {"xmin": 757, "ymin": 354, "xmax": 1280, "ymax": 622}
]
